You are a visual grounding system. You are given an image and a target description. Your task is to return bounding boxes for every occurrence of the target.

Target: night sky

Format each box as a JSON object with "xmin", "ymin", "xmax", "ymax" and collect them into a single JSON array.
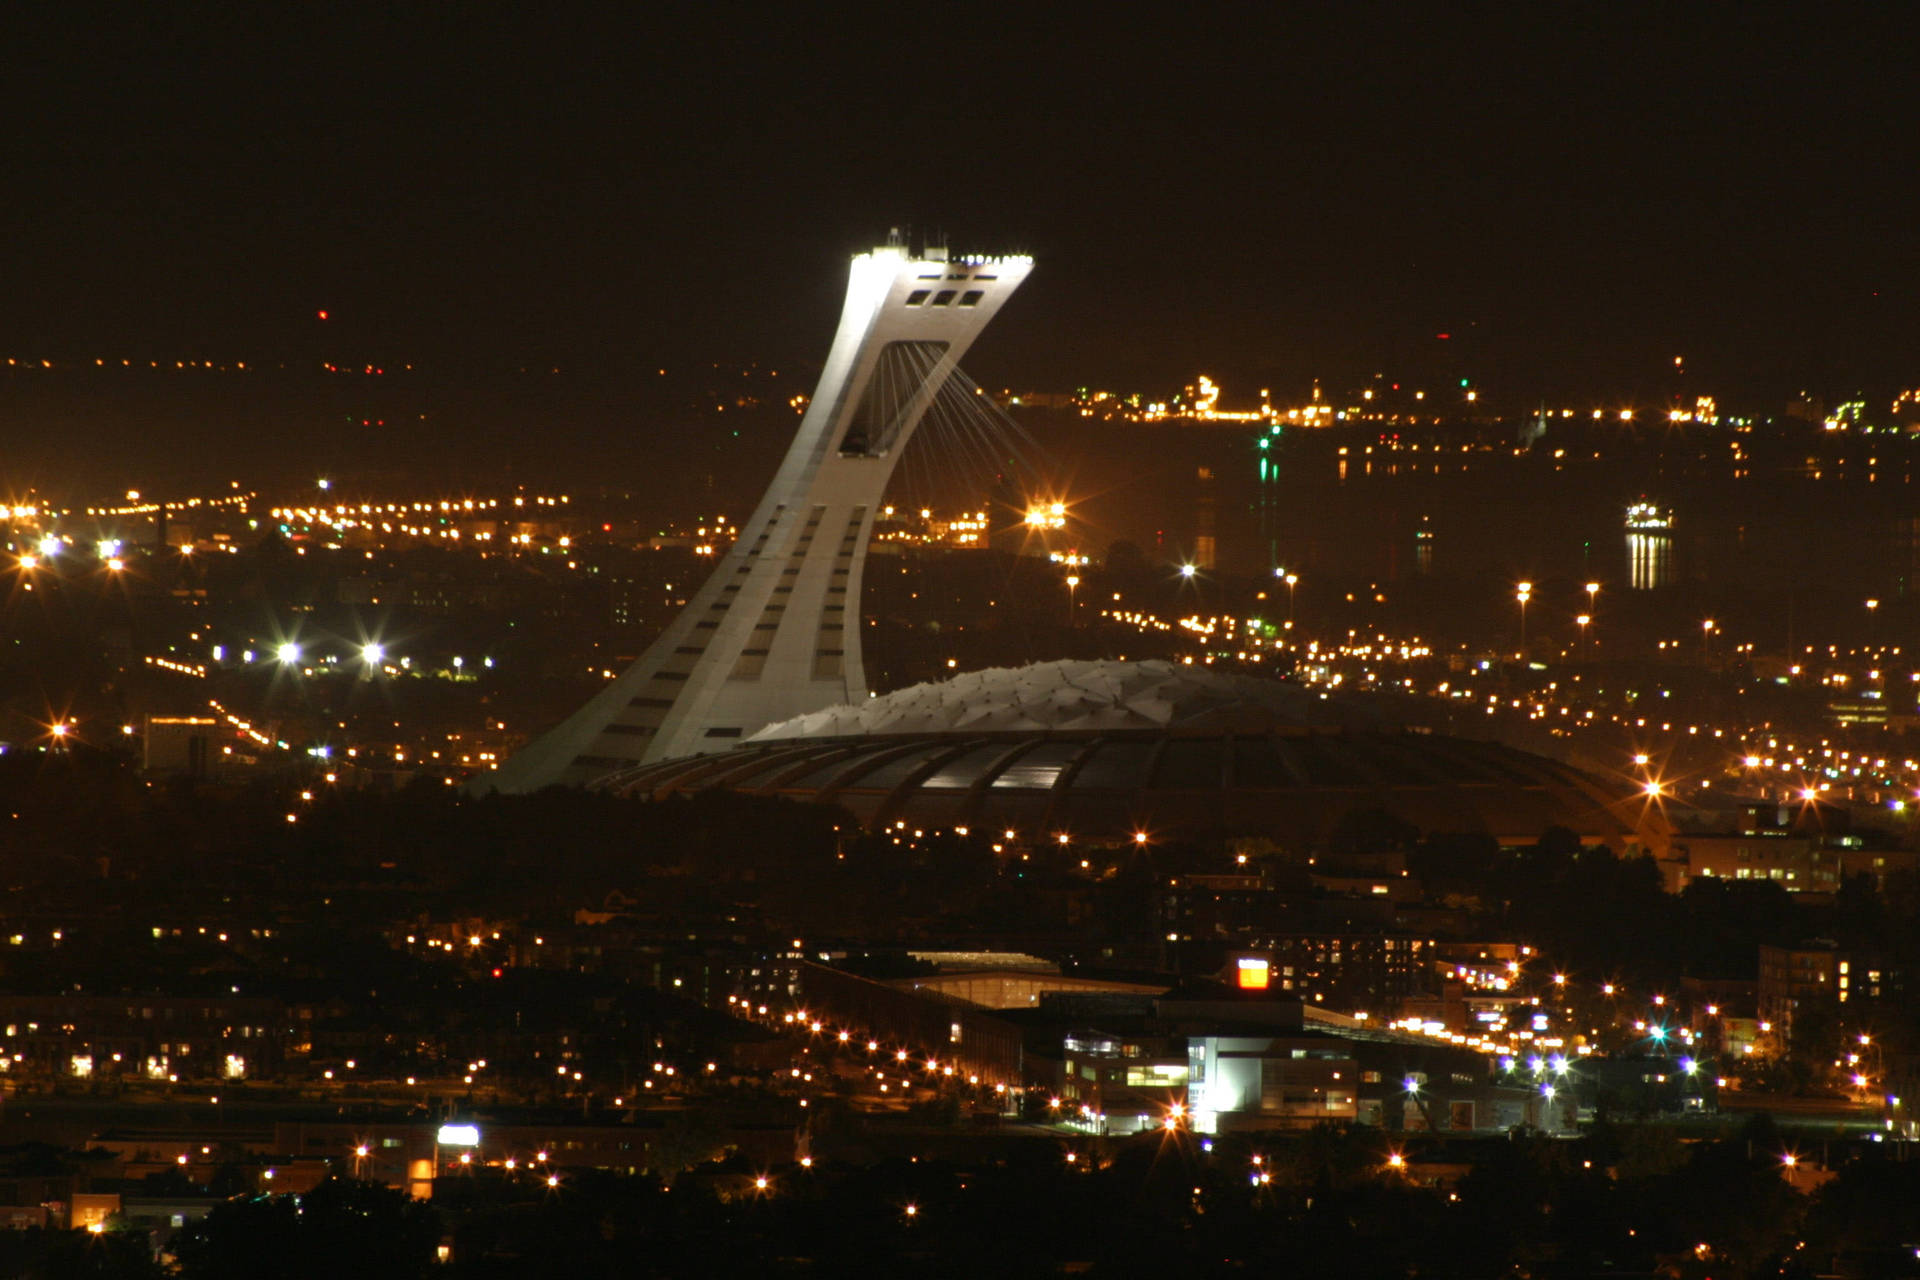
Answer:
[{"xmin": 3, "ymin": 7, "xmax": 1918, "ymax": 482}]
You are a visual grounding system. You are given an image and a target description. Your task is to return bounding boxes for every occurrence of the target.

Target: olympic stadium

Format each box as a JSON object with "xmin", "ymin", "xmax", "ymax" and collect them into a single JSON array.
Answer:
[{"xmin": 594, "ymin": 659, "xmax": 1672, "ymax": 853}]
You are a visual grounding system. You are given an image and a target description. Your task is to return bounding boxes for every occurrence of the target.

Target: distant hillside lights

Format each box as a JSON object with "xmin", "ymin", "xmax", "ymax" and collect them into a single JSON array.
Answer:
[
  {"xmin": 874, "ymin": 505, "xmax": 992, "ymax": 548},
  {"xmin": 273, "ymin": 494, "xmax": 567, "ymax": 538},
  {"xmin": 1059, "ymin": 375, "xmax": 1754, "ymax": 430}
]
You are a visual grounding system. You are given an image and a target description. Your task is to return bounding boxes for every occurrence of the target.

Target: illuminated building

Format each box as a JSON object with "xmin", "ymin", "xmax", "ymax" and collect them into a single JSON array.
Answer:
[
  {"xmin": 1234, "ymin": 933, "xmax": 1433, "ymax": 1009},
  {"xmin": 1758, "ymin": 942, "xmax": 1847, "ymax": 1043},
  {"xmin": 142, "ymin": 716, "xmax": 229, "ymax": 777},
  {"xmin": 1178, "ymin": 1004, "xmax": 1558, "ymax": 1135},
  {"xmin": 481, "ymin": 234, "xmax": 1033, "ymax": 791},
  {"xmin": 1661, "ymin": 796, "xmax": 1914, "ymax": 895}
]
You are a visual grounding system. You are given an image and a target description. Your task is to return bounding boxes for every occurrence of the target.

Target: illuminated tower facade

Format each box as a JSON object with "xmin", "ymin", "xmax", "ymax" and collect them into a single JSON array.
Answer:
[{"xmin": 481, "ymin": 235, "xmax": 1033, "ymax": 792}]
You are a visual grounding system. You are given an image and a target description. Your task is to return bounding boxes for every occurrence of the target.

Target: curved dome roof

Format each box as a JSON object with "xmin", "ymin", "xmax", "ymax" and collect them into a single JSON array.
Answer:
[
  {"xmin": 748, "ymin": 659, "xmax": 1385, "ymax": 741},
  {"xmin": 599, "ymin": 661, "xmax": 1669, "ymax": 852}
]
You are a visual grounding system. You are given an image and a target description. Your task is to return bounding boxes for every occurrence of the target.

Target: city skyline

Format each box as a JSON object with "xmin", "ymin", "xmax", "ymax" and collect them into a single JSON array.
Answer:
[{"xmin": 8, "ymin": 9, "xmax": 1920, "ymax": 1258}]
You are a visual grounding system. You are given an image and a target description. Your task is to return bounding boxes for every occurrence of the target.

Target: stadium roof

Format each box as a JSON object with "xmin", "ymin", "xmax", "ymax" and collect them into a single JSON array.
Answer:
[{"xmin": 597, "ymin": 661, "xmax": 1672, "ymax": 852}]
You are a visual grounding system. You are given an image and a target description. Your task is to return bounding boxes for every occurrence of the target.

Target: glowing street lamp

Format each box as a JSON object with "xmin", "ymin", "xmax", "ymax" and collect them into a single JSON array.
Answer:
[
  {"xmin": 361, "ymin": 642, "xmax": 385, "ymax": 666},
  {"xmin": 1515, "ymin": 582, "xmax": 1532, "ymax": 654},
  {"xmin": 276, "ymin": 642, "xmax": 300, "ymax": 665},
  {"xmin": 1285, "ymin": 573, "xmax": 1299, "ymax": 622}
]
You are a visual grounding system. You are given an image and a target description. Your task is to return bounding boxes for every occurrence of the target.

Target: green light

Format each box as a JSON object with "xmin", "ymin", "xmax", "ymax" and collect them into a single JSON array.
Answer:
[
  {"xmin": 1257, "ymin": 437, "xmax": 1269, "ymax": 449},
  {"xmin": 1459, "ymin": 378, "xmax": 1470, "ymax": 388}
]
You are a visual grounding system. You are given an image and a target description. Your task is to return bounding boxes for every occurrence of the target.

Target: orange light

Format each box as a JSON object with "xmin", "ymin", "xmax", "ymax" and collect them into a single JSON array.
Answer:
[{"xmin": 1236, "ymin": 957, "xmax": 1270, "ymax": 990}]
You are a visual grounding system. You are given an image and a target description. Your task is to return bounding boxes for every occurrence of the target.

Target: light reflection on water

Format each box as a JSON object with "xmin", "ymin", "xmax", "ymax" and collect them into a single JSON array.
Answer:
[{"xmin": 1628, "ymin": 533, "xmax": 1673, "ymax": 591}]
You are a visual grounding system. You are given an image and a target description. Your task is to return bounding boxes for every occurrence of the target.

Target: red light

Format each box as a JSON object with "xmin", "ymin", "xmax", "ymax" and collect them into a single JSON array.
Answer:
[
  {"xmin": 317, "ymin": 310, "xmax": 329, "ymax": 321},
  {"xmin": 1436, "ymin": 332, "xmax": 1450, "ymax": 340},
  {"xmin": 491, "ymin": 968, "xmax": 503, "ymax": 978}
]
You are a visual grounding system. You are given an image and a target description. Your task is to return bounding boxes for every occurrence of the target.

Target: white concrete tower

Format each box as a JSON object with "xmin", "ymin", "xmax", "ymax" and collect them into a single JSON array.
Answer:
[{"xmin": 480, "ymin": 236, "xmax": 1033, "ymax": 792}]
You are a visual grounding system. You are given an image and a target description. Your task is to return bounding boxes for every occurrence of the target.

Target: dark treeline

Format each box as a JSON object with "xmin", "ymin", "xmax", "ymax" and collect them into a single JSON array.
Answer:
[{"xmin": 35, "ymin": 1119, "xmax": 1920, "ymax": 1278}]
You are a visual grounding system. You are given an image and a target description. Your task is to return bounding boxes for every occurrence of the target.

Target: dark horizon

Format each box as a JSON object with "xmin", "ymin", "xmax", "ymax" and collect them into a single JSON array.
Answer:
[{"xmin": 3, "ymin": 6, "xmax": 1917, "ymax": 482}]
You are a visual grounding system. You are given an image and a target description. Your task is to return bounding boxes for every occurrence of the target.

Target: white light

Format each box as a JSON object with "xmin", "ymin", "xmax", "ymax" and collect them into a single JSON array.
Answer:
[
  {"xmin": 436, "ymin": 1123, "xmax": 480, "ymax": 1147},
  {"xmin": 276, "ymin": 642, "xmax": 300, "ymax": 664},
  {"xmin": 362, "ymin": 643, "xmax": 385, "ymax": 663},
  {"xmin": 38, "ymin": 535, "xmax": 60, "ymax": 559}
]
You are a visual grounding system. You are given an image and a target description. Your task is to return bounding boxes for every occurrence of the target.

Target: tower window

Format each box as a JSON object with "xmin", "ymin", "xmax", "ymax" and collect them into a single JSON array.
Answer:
[
  {"xmin": 930, "ymin": 290, "xmax": 956, "ymax": 306},
  {"xmin": 959, "ymin": 290, "xmax": 984, "ymax": 307},
  {"xmin": 904, "ymin": 290, "xmax": 931, "ymax": 306}
]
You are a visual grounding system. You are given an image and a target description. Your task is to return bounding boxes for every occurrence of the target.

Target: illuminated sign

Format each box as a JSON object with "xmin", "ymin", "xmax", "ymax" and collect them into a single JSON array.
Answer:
[
  {"xmin": 1235, "ymin": 957, "xmax": 1270, "ymax": 990},
  {"xmin": 436, "ymin": 1124, "xmax": 480, "ymax": 1147}
]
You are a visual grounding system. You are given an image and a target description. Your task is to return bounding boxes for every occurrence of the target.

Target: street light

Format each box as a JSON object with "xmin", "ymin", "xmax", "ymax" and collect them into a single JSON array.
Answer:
[
  {"xmin": 1575, "ymin": 614, "xmax": 1590, "ymax": 655},
  {"xmin": 1701, "ymin": 618, "xmax": 1715, "ymax": 661},
  {"xmin": 1516, "ymin": 582, "xmax": 1533, "ymax": 655},
  {"xmin": 1065, "ymin": 574, "xmax": 1079, "ymax": 627},
  {"xmin": 1285, "ymin": 573, "xmax": 1298, "ymax": 623}
]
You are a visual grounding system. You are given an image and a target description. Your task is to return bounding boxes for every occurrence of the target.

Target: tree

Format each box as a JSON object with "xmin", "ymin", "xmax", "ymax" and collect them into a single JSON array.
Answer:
[{"xmin": 171, "ymin": 1179, "xmax": 439, "ymax": 1280}]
